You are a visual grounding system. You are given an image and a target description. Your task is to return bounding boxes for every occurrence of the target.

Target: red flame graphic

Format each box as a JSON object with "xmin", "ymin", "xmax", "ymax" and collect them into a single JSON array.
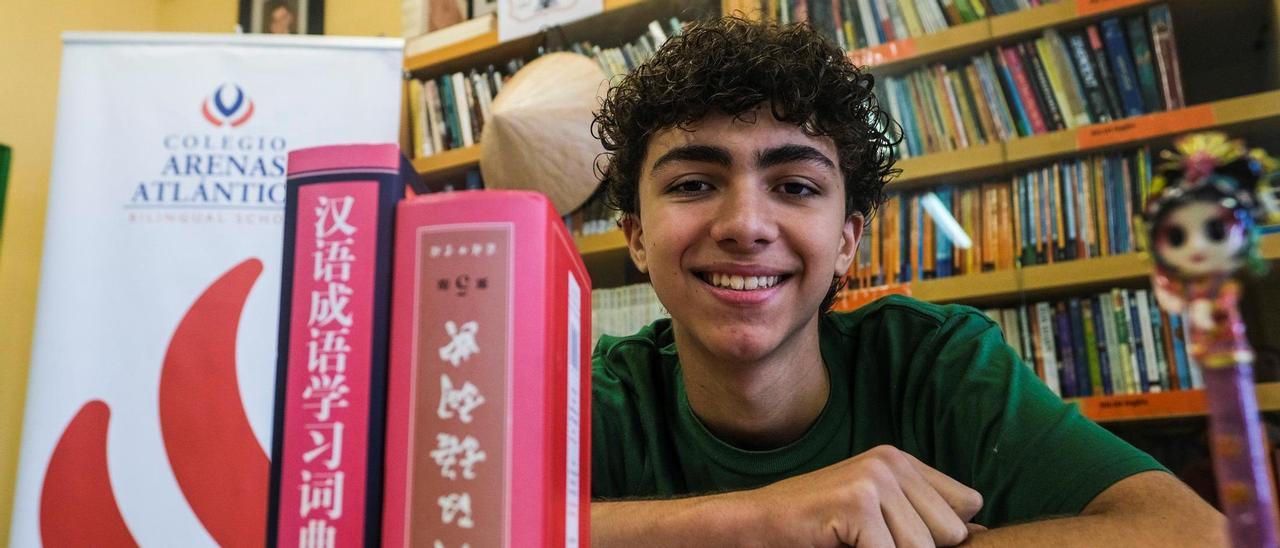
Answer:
[
  {"xmin": 159, "ymin": 258, "xmax": 269, "ymax": 547},
  {"xmin": 39, "ymin": 400, "xmax": 139, "ymax": 547}
]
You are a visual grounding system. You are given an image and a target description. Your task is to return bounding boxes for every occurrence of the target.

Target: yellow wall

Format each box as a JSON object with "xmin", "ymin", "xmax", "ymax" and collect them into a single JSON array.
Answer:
[{"xmin": 0, "ymin": 0, "xmax": 401, "ymax": 542}]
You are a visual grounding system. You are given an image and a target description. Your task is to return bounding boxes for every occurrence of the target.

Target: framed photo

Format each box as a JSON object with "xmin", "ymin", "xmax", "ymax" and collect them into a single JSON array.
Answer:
[{"xmin": 238, "ymin": 0, "xmax": 325, "ymax": 35}]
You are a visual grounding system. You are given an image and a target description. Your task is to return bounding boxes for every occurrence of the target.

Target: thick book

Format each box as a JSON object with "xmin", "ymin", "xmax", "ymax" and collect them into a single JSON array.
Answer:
[
  {"xmin": 267, "ymin": 143, "xmax": 424, "ymax": 547},
  {"xmin": 1148, "ymin": 5, "xmax": 1186, "ymax": 109},
  {"xmin": 382, "ymin": 190, "xmax": 592, "ymax": 548},
  {"xmin": 1068, "ymin": 298, "xmax": 1091, "ymax": 396},
  {"xmin": 1100, "ymin": 18, "xmax": 1147, "ymax": 117}
]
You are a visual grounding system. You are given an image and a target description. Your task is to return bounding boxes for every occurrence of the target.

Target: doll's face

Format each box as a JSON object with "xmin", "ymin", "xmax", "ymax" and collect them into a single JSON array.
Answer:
[{"xmin": 1155, "ymin": 201, "xmax": 1247, "ymax": 277}]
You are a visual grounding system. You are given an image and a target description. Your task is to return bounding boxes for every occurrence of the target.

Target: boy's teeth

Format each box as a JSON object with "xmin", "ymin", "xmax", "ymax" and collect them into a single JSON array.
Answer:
[{"xmin": 708, "ymin": 273, "xmax": 779, "ymax": 290}]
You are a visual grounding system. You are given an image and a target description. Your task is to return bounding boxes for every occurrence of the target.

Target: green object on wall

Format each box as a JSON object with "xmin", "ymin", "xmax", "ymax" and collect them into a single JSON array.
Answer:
[{"xmin": 0, "ymin": 144, "xmax": 8, "ymax": 241}]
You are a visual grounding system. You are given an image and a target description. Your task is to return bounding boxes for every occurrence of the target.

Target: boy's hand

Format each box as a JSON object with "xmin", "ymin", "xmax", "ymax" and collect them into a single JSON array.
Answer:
[{"xmin": 746, "ymin": 445, "xmax": 983, "ymax": 547}]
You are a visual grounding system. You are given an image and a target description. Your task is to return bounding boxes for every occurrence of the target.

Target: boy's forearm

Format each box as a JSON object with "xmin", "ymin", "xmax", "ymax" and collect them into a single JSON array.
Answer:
[
  {"xmin": 961, "ymin": 511, "xmax": 1225, "ymax": 547},
  {"xmin": 591, "ymin": 492, "xmax": 764, "ymax": 547}
]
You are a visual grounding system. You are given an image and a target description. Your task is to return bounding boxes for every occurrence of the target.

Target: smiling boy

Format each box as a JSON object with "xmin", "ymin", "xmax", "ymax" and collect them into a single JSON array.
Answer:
[{"xmin": 588, "ymin": 17, "xmax": 1224, "ymax": 547}]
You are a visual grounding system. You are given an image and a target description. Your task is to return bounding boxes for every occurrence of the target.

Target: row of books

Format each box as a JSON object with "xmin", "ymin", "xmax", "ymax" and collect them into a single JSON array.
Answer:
[
  {"xmin": 591, "ymin": 283, "xmax": 667, "ymax": 346},
  {"xmin": 407, "ymin": 59, "xmax": 524, "ymax": 158},
  {"xmin": 572, "ymin": 18, "xmax": 686, "ymax": 80},
  {"xmin": 849, "ymin": 147, "xmax": 1153, "ymax": 287},
  {"xmin": 407, "ymin": 18, "xmax": 686, "ymax": 160},
  {"xmin": 981, "ymin": 288, "xmax": 1202, "ymax": 399},
  {"xmin": 881, "ymin": 5, "xmax": 1183, "ymax": 158},
  {"xmin": 763, "ymin": 0, "xmax": 1045, "ymax": 51}
]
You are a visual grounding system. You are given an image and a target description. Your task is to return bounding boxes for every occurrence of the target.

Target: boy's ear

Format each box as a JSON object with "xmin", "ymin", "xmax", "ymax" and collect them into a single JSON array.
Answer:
[
  {"xmin": 835, "ymin": 213, "xmax": 864, "ymax": 275},
  {"xmin": 622, "ymin": 214, "xmax": 649, "ymax": 274}
]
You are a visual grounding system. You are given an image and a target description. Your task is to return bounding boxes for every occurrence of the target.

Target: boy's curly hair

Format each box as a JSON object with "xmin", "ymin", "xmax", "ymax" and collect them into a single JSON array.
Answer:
[{"xmin": 592, "ymin": 16, "xmax": 901, "ymax": 220}]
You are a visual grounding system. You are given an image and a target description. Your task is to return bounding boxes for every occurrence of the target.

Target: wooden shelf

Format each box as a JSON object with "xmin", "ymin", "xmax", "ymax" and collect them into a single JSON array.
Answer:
[
  {"xmin": 575, "ymin": 230, "xmax": 627, "ymax": 256},
  {"xmin": 412, "ymin": 146, "xmax": 482, "ymax": 188},
  {"xmin": 1070, "ymin": 381, "xmax": 1280, "ymax": 423},
  {"xmin": 893, "ymin": 90, "xmax": 1280, "ymax": 188},
  {"xmin": 850, "ymin": 0, "xmax": 1155, "ymax": 72},
  {"xmin": 404, "ymin": 0, "xmax": 646, "ymax": 74},
  {"xmin": 907, "ymin": 233, "xmax": 1280, "ymax": 305}
]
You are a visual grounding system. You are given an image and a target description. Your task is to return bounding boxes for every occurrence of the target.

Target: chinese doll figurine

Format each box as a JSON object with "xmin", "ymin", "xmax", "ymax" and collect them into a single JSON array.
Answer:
[{"xmin": 1143, "ymin": 132, "xmax": 1280, "ymax": 548}]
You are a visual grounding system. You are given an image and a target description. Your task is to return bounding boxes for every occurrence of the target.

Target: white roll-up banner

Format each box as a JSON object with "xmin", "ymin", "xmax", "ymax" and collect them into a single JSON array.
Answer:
[{"xmin": 11, "ymin": 32, "xmax": 403, "ymax": 547}]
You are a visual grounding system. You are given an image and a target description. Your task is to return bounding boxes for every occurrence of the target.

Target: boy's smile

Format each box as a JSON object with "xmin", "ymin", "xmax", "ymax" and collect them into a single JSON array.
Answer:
[{"xmin": 624, "ymin": 106, "xmax": 862, "ymax": 368}]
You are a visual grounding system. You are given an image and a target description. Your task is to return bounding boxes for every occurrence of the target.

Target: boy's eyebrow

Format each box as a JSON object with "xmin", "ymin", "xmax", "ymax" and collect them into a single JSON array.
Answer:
[
  {"xmin": 756, "ymin": 144, "xmax": 836, "ymax": 171},
  {"xmin": 649, "ymin": 144, "xmax": 733, "ymax": 172}
]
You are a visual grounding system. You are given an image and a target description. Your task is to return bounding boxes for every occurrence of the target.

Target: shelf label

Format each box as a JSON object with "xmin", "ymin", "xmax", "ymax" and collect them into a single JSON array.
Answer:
[
  {"xmin": 1075, "ymin": 0, "xmax": 1150, "ymax": 16},
  {"xmin": 848, "ymin": 39, "xmax": 918, "ymax": 69},
  {"xmin": 1076, "ymin": 104, "xmax": 1215, "ymax": 150},
  {"xmin": 1077, "ymin": 389, "xmax": 1206, "ymax": 421}
]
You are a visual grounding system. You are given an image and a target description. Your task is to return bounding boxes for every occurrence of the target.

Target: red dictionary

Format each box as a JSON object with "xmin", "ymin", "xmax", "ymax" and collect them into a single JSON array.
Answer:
[
  {"xmin": 268, "ymin": 144, "xmax": 422, "ymax": 546},
  {"xmin": 382, "ymin": 190, "xmax": 592, "ymax": 547}
]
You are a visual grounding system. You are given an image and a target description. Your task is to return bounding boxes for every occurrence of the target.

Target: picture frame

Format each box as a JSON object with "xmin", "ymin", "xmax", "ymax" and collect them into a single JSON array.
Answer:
[{"xmin": 238, "ymin": 0, "xmax": 325, "ymax": 35}]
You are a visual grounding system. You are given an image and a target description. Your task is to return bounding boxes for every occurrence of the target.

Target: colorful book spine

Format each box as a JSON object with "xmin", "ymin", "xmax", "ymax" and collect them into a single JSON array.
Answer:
[
  {"xmin": 1100, "ymin": 18, "xmax": 1146, "ymax": 116},
  {"xmin": 1086, "ymin": 24, "xmax": 1126, "ymax": 121},
  {"xmin": 268, "ymin": 143, "xmax": 421, "ymax": 547},
  {"xmin": 1147, "ymin": 5, "xmax": 1186, "ymax": 109},
  {"xmin": 382, "ymin": 190, "xmax": 592, "ymax": 547},
  {"xmin": 1125, "ymin": 14, "xmax": 1165, "ymax": 113},
  {"xmin": 1065, "ymin": 30, "xmax": 1113, "ymax": 123}
]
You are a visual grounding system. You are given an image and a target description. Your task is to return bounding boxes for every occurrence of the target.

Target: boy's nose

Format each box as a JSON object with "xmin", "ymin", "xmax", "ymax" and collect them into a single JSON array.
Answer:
[{"xmin": 708, "ymin": 185, "xmax": 778, "ymax": 250}]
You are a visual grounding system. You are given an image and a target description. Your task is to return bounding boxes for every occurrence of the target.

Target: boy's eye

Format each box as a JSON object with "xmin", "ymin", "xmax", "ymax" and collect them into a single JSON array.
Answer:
[
  {"xmin": 669, "ymin": 180, "xmax": 711, "ymax": 194},
  {"xmin": 777, "ymin": 181, "xmax": 817, "ymax": 196}
]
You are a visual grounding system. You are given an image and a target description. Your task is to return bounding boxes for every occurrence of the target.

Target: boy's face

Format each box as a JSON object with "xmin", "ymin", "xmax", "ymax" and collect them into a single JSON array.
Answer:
[{"xmin": 625, "ymin": 107, "xmax": 862, "ymax": 365}]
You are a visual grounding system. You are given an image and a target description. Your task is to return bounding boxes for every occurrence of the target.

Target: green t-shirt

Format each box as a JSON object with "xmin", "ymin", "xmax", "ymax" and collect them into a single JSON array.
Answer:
[{"xmin": 591, "ymin": 295, "xmax": 1165, "ymax": 526}]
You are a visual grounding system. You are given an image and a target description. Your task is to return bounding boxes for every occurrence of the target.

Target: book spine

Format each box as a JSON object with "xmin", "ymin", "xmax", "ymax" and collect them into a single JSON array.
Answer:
[
  {"xmin": 1100, "ymin": 18, "xmax": 1146, "ymax": 116},
  {"xmin": 1108, "ymin": 288, "xmax": 1133, "ymax": 394},
  {"xmin": 999, "ymin": 45, "xmax": 1049, "ymax": 134},
  {"xmin": 439, "ymin": 76, "xmax": 460, "ymax": 150},
  {"xmin": 1126, "ymin": 289, "xmax": 1155, "ymax": 392},
  {"xmin": 1141, "ymin": 291, "xmax": 1170, "ymax": 391},
  {"xmin": 1066, "ymin": 299, "xmax": 1088, "ymax": 396},
  {"xmin": 1125, "ymin": 14, "xmax": 1165, "ymax": 113},
  {"xmin": 1046, "ymin": 29, "xmax": 1093, "ymax": 128},
  {"xmin": 1022, "ymin": 41, "xmax": 1066, "ymax": 131},
  {"xmin": 1037, "ymin": 302, "xmax": 1063, "ymax": 396},
  {"xmin": 1086, "ymin": 24, "xmax": 1125, "ymax": 120},
  {"xmin": 857, "ymin": 0, "xmax": 882, "ymax": 46},
  {"xmin": 270, "ymin": 143, "xmax": 408, "ymax": 547},
  {"xmin": 384, "ymin": 191, "xmax": 592, "ymax": 547},
  {"xmin": 1065, "ymin": 31, "xmax": 1113, "ymax": 123},
  {"xmin": 1148, "ymin": 5, "xmax": 1186, "ymax": 109}
]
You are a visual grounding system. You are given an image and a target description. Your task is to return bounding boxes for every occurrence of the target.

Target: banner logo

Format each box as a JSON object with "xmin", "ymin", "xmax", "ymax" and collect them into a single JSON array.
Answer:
[{"xmin": 202, "ymin": 84, "xmax": 255, "ymax": 128}]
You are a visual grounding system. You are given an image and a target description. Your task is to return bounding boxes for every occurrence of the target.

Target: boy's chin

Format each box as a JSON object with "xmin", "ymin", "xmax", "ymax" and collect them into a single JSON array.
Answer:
[{"xmin": 696, "ymin": 327, "xmax": 791, "ymax": 366}]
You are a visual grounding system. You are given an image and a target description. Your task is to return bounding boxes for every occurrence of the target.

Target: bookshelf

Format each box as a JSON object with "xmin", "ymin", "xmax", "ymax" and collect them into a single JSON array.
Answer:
[
  {"xmin": 1073, "ymin": 381, "xmax": 1280, "ymax": 423},
  {"xmin": 850, "ymin": 0, "xmax": 1157, "ymax": 72},
  {"xmin": 891, "ymin": 89, "xmax": 1280, "ymax": 189},
  {"xmin": 406, "ymin": 0, "xmax": 1280, "ymax": 426},
  {"xmin": 910, "ymin": 232, "xmax": 1280, "ymax": 305}
]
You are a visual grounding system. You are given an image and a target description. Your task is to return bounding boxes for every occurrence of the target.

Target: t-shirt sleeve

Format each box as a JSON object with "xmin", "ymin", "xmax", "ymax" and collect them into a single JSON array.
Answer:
[{"xmin": 915, "ymin": 310, "xmax": 1167, "ymax": 527}]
